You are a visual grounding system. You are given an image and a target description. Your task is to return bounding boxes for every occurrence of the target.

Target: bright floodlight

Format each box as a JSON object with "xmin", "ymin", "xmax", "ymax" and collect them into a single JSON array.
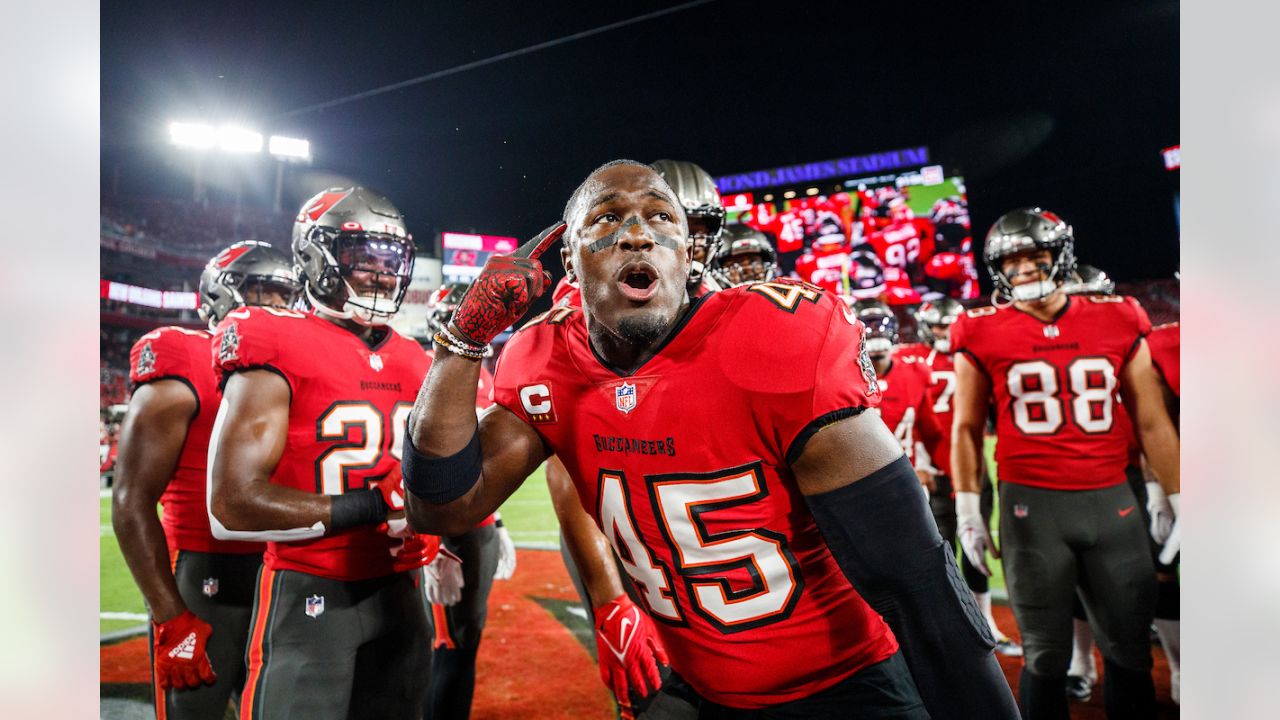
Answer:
[
  {"xmin": 218, "ymin": 126, "xmax": 263, "ymax": 153},
  {"xmin": 169, "ymin": 121, "xmax": 216, "ymax": 149},
  {"xmin": 269, "ymin": 135, "xmax": 311, "ymax": 160}
]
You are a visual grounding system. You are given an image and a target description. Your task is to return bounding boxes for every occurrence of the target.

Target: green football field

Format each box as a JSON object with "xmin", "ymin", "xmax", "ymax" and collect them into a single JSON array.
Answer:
[{"xmin": 101, "ymin": 445, "xmax": 1005, "ymax": 637}]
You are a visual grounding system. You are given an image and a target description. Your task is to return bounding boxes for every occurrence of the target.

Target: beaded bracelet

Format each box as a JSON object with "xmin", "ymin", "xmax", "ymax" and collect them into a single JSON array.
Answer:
[{"xmin": 433, "ymin": 328, "xmax": 493, "ymax": 360}]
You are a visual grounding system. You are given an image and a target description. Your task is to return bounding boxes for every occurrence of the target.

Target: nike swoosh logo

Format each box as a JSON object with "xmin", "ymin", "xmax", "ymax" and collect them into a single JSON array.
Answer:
[{"xmin": 1118, "ymin": 506, "xmax": 1135, "ymax": 517}]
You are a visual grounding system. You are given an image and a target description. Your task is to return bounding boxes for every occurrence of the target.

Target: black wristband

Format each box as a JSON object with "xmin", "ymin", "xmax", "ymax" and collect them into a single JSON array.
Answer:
[
  {"xmin": 402, "ymin": 422, "xmax": 483, "ymax": 504},
  {"xmin": 329, "ymin": 489, "xmax": 388, "ymax": 532}
]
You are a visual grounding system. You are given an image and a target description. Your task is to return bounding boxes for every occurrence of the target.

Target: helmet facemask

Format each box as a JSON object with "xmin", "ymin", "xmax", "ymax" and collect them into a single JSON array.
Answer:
[
  {"xmin": 983, "ymin": 207, "xmax": 1077, "ymax": 303},
  {"xmin": 685, "ymin": 209, "xmax": 725, "ymax": 285},
  {"xmin": 198, "ymin": 241, "xmax": 302, "ymax": 330},
  {"xmin": 303, "ymin": 228, "xmax": 414, "ymax": 326}
]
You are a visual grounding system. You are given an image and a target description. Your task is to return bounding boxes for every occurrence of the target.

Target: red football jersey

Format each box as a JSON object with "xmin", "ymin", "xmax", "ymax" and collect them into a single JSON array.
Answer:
[
  {"xmin": 896, "ymin": 345, "xmax": 956, "ymax": 476},
  {"xmin": 951, "ymin": 296, "xmax": 1152, "ymax": 490},
  {"xmin": 793, "ymin": 246, "xmax": 852, "ymax": 296},
  {"xmin": 494, "ymin": 283, "xmax": 896, "ymax": 708},
  {"xmin": 1148, "ymin": 322, "xmax": 1180, "ymax": 397},
  {"xmin": 129, "ymin": 327, "xmax": 262, "ymax": 556},
  {"xmin": 873, "ymin": 358, "xmax": 942, "ymax": 468},
  {"xmin": 212, "ymin": 307, "xmax": 435, "ymax": 580},
  {"xmin": 867, "ymin": 218, "xmax": 935, "ymax": 275}
]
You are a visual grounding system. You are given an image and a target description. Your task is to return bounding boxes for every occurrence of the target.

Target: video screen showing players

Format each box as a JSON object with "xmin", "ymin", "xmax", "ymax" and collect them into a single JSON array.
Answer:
[
  {"xmin": 723, "ymin": 167, "xmax": 978, "ymax": 307},
  {"xmin": 442, "ymin": 232, "xmax": 519, "ymax": 284}
]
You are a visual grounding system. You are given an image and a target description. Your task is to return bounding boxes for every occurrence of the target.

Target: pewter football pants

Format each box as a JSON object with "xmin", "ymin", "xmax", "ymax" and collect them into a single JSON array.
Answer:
[
  {"xmin": 238, "ymin": 568, "xmax": 431, "ymax": 720},
  {"xmin": 999, "ymin": 481, "xmax": 1157, "ymax": 677},
  {"xmin": 150, "ymin": 550, "xmax": 261, "ymax": 720}
]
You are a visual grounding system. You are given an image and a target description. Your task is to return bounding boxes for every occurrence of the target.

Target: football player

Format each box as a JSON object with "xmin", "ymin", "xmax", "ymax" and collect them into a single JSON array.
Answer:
[
  {"xmin": 403, "ymin": 160, "xmax": 1018, "ymax": 719},
  {"xmin": 707, "ymin": 224, "xmax": 778, "ymax": 288},
  {"xmin": 419, "ymin": 282, "xmax": 519, "ymax": 720},
  {"xmin": 1146, "ymin": 320, "xmax": 1181, "ymax": 704},
  {"xmin": 852, "ymin": 301, "xmax": 944, "ymax": 483},
  {"xmin": 897, "ymin": 298, "xmax": 1023, "ymax": 657},
  {"xmin": 866, "ymin": 198, "xmax": 935, "ymax": 287},
  {"xmin": 207, "ymin": 187, "xmax": 447, "ymax": 720},
  {"xmin": 950, "ymin": 208, "xmax": 1180, "ymax": 719},
  {"xmin": 113, "ymin": 241, "xmax": 300, "ymax": 719},
  {"xmin": 651, "ymin": 159, "xmax": 724, "ymax": 296}
]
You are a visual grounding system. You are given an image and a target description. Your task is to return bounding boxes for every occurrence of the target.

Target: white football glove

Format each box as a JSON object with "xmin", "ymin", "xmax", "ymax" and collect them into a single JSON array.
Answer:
[
  {"xmin": 1158, "ymin": 493, "xmax": 1180, "ymax": 565},
  {"xmin": 1145, "ymin": 482, "xmax": 1175, "ymax": 544},
  {"xmin": 424, "ymin": 548, "xmax": 465, "ymax": 606},
  {"xmin": 493, "ymin": 517, "xmax": 517, "ymax": 581},
  {"xmin": 956, "ymin": 491, "xmax": 998, "ymax": 577}
]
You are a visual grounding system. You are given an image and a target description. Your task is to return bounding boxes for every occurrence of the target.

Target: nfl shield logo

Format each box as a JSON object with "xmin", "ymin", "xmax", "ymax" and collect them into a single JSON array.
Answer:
[
  {"xmin": 201, "ymin": 578, "xmax": 219, "ymax": 597},
  {"xmin": 1013, "ymin": 503, "xmax": 1029, "ymax": 519},
  {"xmin": 615, "ymin": 382, "xmax": 637, "ymax": 414},
  {"xmin": 305, "ymin": 594, "xmax": 325, "ymax": 618},
  {"xmin": 1043, "ymin": 325, "xmax": 1060, "ymax": 339},
  {"xmin": 369, "ymin": 353, "xmax": 384, "ymax": 372}
]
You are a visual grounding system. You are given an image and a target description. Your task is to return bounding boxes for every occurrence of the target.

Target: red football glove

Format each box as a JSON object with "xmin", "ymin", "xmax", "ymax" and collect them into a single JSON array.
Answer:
[
  {"xmin": 389, "ymin": 531, "xmax": 442, "ymax": 574},
  {"xmin": 594, "ymin": 595, "xmax": 668, "ymax": 719},
  {"xmin": 451, "ymin": 222, "xmax": 565, "ymax": 346},
  {"xmin": 152, "ymin": 610, "xmax": 217, "ymax": 690}
]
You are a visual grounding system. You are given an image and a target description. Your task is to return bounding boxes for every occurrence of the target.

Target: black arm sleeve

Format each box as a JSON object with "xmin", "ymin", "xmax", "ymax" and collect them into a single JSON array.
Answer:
[{"xmin": 804, "ymin": 455, "xmax": 1019, "ymax": 720}]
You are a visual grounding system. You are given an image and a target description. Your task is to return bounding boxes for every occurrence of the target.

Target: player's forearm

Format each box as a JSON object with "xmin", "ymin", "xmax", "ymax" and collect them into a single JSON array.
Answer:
[
  {"xmin": 1138, "ymin": 421, "xmax": 1180, "ymax": 495},
  {"xmin": 209, "ymin": 477, "xmax": 335, "ymax": 535},
  {"xmin": 112, "ymin": 491, "xmax": 186, "ymax": 622},
  {"xmin": 408, "ymin": 350, "xmax": 482, "ymax": 457},
  {"xmin": 950, "ymin": 422, "xmax": 984, "ymax": 494},
  {"xmin": 549, "ymin": 460, "xmax": 625, "ymax": 606}
]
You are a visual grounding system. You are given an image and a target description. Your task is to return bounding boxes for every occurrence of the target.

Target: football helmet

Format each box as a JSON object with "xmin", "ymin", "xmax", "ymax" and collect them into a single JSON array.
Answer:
[
  {"xmin": 914, "ymin": 298, "xmax": 964, "ymax": 353},
  {"xmin": 853, "ymin": 300, "xmax": 898, "ymax": 357},
  {"xmin": 1061, "ymin": 264, "xmax": 1115, "ymax": 296},
  {"xmin": 424, "ymin": 281, "xmax": 469, "ymax": 337},
  {"xmin": 983, "ymin": 207, "xmax": 1077, "ymax": 303},
  {"xmin": 809, "ymin": 215, "xmax": 848, "ymax": 251},
  {"xmin": 848, "ymin": 248, "xmax": 887, "ymax": 300},
  {"xmin": 198, "ymin": 240, "xmax": 301, "ymax": 330},
  {"xmin": 709, "ymin": 225, "xmax": 778, "ymax": 287},
  {"xmin": 929, "ymin": 195, "xmax": 970, "ymax": 228},
  {"xmin": 651, "ymin": 159, "xmax": 725, "ymax": 285},
  {"xmin": 292, "ymin": 187, "xmax": 415, "ymax": 326}
]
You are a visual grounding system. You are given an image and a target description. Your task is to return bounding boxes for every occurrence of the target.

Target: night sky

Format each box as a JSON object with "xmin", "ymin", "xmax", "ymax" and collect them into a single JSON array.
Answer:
[{"xmin": 101, "ymin": 0, "xmax": 1179, "ymax": 282}]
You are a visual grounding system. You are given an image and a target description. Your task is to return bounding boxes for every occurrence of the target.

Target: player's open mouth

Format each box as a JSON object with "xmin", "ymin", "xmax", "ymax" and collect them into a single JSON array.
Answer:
[{"xmin": 616, "ymin": 262, "xmax": 659, "ymax": 302}]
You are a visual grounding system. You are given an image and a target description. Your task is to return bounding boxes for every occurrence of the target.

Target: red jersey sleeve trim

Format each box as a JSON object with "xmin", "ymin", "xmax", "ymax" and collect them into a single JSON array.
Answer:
[
  {"xmin": 785, "ymin": 406, "xmax": 868, "ymax": 466},
  {"xmin": 128, "ymin": 375, "xmax": 201, "ymax": 421},
  {"xmin": 217, "ymin": 364, "xmax": 294, "ymax": 402},
  {"xmin": 955, "ymin": 348, "xmax": 991, "ymax": 380}
]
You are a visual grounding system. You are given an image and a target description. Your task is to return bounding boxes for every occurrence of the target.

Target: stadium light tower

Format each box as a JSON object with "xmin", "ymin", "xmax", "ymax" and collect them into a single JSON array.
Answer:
[{"xmin": 167, "ymin": 120, "xmax": 311, "ymax": 209}]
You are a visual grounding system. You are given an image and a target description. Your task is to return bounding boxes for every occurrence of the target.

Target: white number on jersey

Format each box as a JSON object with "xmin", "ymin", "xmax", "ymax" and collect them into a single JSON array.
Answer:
[
  {"xmin": 930, "ymin": 370, "xmax": 956, "ymax": 413},
  {"xmin": 598, "ymin": 472, "xmax": 682, "ymax": 621},
  {"xmin": 316, "ymin": 401, "xmax": 404, "ymax": 494},
  {"xmin": 1007, "ymin": 358, "xmax": 1117, "ymax": 435},
  {"xmin": 598, "ymin": 463, "xmax": 802, "ymax": 633}
]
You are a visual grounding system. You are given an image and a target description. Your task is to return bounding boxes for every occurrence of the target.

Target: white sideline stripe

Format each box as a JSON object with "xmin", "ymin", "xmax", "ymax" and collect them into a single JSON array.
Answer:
[
  {"xmin": 101, "ymin": 489, "xmax": 113, "ymax": 498},
  {"xmin": 102, "ymin": 612, "xmax": 149, "ymax": 621},
  {"xmin": 101, "ymin": 524, "xmax": 114, "ymax": 536},
  {"xmin": 566, "ymin": 606, "xmax": 588, "ymax": 620}
]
